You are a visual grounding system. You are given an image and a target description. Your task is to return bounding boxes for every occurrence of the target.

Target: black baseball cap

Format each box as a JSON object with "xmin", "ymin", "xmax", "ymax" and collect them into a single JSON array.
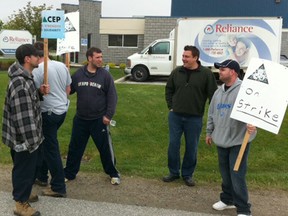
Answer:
[
  {"xmin": 214, "ymin": 59, "xmax": 240, "ymax": 74},
  {"xmin": 16, "ymin": 44, "xmax": 40, "ymax": 62}
]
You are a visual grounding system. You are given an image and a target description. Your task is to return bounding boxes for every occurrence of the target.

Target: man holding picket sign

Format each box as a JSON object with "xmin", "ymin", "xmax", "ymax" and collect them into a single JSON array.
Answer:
[{"xmin": 205, "ymin": 59, "xmax": 257, "ymax": 216}]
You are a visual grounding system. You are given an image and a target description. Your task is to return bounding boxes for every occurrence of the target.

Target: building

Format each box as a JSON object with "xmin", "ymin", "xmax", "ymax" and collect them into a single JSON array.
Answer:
[{"xmin": 61, "ymin": 0, "xmax": 288, "ymax": 65}]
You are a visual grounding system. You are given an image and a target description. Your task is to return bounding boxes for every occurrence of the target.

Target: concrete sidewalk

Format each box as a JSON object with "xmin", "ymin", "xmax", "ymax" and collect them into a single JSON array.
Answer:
[{"xmin": 0, "ymin": 191, "xmax": 221, "ymax": 216}]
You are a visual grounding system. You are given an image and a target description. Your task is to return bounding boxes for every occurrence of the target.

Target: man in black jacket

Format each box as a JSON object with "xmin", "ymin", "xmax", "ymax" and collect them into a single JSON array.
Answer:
[{"xmin": 163, "ymin": 45, "xmax": 217, "ymax": 186}]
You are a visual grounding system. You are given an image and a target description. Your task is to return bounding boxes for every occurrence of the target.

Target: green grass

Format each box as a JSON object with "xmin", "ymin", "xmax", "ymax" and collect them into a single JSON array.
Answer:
[{"xmin": 0, "ymin": 69, "xmax": 287, "ymax": 190}]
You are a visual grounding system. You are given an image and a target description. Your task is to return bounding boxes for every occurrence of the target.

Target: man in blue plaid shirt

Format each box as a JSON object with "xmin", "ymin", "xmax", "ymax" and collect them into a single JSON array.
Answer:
[{"xmin": 2, "ymin": 44, "xmax": 49, "ymax": 216}]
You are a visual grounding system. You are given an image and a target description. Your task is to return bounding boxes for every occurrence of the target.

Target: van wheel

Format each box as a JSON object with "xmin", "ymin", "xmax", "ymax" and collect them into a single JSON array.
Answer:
[{"xmin": 132, "ymin": 66, "xmax": 148, "ymax": 82}]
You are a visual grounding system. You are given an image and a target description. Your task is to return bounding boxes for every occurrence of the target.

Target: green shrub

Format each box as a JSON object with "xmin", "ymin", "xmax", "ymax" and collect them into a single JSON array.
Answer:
[
  {"xmin": 0, "ymin": 60, "xmax": 15, "ymax": 70},
  {"xmin": 107, "ymin": 62, "xmax": 116, "ymax": 69},
  {"xmin": 119, "ymin": 63, "xmax": 126, "ymax": 69}
]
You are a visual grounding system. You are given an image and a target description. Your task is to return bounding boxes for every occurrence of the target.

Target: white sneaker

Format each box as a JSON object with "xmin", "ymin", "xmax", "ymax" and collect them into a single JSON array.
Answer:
[
  {"xmin": 111, "ymin": 177, "xmax": 120, "ymax": 185},
  {"xmin": 237, "ymin": 214, "xmax": 252, "ymax": 216},
  {"xmin": 212, "ymin": 201, "xmax": 236, "ymax": 210}
]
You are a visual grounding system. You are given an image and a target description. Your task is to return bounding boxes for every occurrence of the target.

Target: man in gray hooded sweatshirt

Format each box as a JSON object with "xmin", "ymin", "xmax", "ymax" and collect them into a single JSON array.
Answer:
[{"xmin": 206, "ymin": 59, "xmax": 257, "ymax": 216}]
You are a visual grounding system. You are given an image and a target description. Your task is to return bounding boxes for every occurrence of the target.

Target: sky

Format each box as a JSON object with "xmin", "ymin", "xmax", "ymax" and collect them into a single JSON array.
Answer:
[{"xmin": 0, "ymin": 0, "xmax": 171, "ymax": 22}]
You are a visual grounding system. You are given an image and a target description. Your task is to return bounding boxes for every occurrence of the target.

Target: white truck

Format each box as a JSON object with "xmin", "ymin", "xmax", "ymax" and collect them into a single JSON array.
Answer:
[{"xmin": 125, "ymin": 17, "xmax": 283, "ymax": 82}]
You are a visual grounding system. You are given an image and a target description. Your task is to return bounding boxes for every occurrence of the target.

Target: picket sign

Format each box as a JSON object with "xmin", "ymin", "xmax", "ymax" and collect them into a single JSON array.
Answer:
[
  {"xmin": 231, "ymin": 58, "xmax": 288, "ymax": 171},
  {"xmin": 41, "ymin": 10, "xmax": 65, "ymax": 84}
]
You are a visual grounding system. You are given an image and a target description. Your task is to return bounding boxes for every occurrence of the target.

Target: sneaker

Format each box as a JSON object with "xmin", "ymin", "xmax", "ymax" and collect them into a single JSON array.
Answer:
[
  {"xmin": 212, "ymin": 201, "xmax": 236, "ymax": 211},
  {"xmin": 42, "ymin": 188, "xmax": 66, "ymax": 198},
  {"xmin": 14, "ymin": 201, "xmax": 41, "ymax": 216},
  {"xmin": 34, "ymin": 179, "xmax": 48, "ymax": 187},
  {"xmin": 28, "ymin": 193, "xmax": 39, "ymax": 203},
  {"xmin": 162, "ymin": 174, "xmax": 180, "ymax": 182},
  {"xmin": 183, "ymin": 177, "xmax": 195, "ymax": 187},
  {"xmin": 111, "ymin": 177, "xmax": 121, "ymax": 185},
  {"xmin": 237, "ymin": 214, "xmax": 252, "ymax": 216},
  {"xmin": 65, "ymin": 177, "xmax": 75, "ymax": 183}
]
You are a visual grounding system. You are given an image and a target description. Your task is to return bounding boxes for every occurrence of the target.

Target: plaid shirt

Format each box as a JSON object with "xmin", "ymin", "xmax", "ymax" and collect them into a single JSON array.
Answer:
[{"xmin": 2, "ymin": 62, "xmax": 43, "ymax": 153}]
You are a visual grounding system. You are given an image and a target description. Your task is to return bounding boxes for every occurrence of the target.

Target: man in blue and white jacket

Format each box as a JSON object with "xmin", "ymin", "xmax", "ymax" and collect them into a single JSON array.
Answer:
[{"xmin": 206, "ymin": 59, "xmax": 257, "ymax": 216}]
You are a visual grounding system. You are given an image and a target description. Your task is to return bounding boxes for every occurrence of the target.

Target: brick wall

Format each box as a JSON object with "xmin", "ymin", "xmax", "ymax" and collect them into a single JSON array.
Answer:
[{"xmin": 101, "ymin": 35, "xmax": 144, "ymax": 65}]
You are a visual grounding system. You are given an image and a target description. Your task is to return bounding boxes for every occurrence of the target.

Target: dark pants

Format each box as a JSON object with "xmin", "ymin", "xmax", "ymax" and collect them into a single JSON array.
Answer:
[
  {"xmin": 167, "ymin": 112, "xmax": 202, "ymax": 178},
  {"xmin": 37, "ymin": 112, "xmax": 66, "ymax": 194},
  {"xmin": 64, "ymin": 115, "xmax": 119, "ymax": 180},
  {"xmin": 11, "ymin": 148, "xmax": 40, "ymax": 202},
  {"xmin": 217, "ymin": 144, "xmax": 251, "ymax": 215}
]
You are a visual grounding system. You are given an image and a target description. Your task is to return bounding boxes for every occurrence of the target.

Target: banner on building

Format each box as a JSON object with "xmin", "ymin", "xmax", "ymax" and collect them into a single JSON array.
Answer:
[
  {"xmin": 56, "ymin": 11, "xmax": 80, "ymax": 55},
  {"xmin": 230, "ymin": 58, "xmax": 288, "ymax": 134},
  {"xmin": 0, "ymin": 30, "xmax": 32, "ymax": 54}
]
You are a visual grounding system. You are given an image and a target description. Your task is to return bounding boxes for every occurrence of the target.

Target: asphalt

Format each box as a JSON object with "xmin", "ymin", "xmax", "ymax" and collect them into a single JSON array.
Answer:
[{"xmin": 0, "ymin": 191, "xmax": 221, "ymax": 216}]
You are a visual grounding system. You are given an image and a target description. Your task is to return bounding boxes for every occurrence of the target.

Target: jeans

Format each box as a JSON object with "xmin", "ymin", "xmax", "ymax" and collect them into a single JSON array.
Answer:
[
  {"xmin": 37, "ymin": 112, "xmax": 66, "ymax": 194},
  {"xmin": 11, "ymin": 148, "xmax": 40, "ymax": 202},
  {"xmin": 64, "ymin": 115, "xmax": 119, "ymax": 180},
  {"xmin": 217, "ymin": 144, "xmax": 251, "ymax": 215},
  {"xmin": 167, "ymin": 112, "xmax": 202, "ymax": 178}
]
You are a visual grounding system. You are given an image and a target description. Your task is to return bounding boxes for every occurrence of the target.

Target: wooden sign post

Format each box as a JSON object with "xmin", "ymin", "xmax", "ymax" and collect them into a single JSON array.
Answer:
[
  {"xmin": 233, "ymin": 131, "xmax": 250, "ymax": 171},
  {"xmin": 43, "ymin": 38, "xmax": 49, "ymax": 85}
]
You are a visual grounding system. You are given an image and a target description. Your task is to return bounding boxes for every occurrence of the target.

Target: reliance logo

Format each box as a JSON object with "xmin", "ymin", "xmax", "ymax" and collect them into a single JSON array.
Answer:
[
  {"xmin": 204, "ymin": 25, "xmax": 214, "ymax": 34},
  {"xmin": 215, "ymin": 24, "xmax": 253, "ymax": 33}
]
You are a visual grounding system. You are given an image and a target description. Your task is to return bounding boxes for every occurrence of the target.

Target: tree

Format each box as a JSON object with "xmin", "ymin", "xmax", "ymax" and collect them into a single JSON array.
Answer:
[
  {"xmin": 3, "ymin": 1, "xmax": 53, "ymax": 41},
  {"xmin": 0, "ymin": 20, "xmax": 4, "ymax": 30}
]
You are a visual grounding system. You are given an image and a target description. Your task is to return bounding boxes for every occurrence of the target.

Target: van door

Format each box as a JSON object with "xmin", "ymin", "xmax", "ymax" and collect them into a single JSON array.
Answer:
[{"xmin": 147, "ymin": 41, "xmax": 173, "ymax": 75}]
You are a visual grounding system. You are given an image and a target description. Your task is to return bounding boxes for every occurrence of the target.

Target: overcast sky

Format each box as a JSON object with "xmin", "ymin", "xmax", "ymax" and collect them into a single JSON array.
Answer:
[{"xmin": 0, "ymin": 0, "xmax": 171, "ymax": 22}]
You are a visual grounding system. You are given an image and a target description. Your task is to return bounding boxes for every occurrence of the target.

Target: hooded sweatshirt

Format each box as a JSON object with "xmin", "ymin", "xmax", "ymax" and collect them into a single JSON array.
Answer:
[
  {"xmin": 2, "ymin": 62, "xmax": 43, "ymax": 153},
  {"xmin": 71, "ymin": 65, "xmax": 117, "ymax": 120},
  {"xmin": 206, "ymin": 78, "xmax": 256, "ymax": 148}
]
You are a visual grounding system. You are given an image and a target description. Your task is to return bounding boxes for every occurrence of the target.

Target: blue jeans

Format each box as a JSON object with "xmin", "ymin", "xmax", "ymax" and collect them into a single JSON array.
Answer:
[
  {"xmin": 217, "ymin": 144, "xmax": 251, "ymax": 215},
  {"xmin": 37, "ymin": 112, "xmax": 66, "ymax": 194},
  {"xmin": 167, "ymin": 112, "xmax": 202, "ymax": 178},
  {"xmin": 64, "ymin": 115, "xmax": 119, "ymax": 180},
  {"xmin": 11, "ymin": 148, "xmax": 40, "ymax": 202}
]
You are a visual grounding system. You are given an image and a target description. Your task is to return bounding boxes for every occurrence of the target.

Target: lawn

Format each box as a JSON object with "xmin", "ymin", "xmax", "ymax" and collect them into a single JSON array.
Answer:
[{"xmin": 0, "ymin": 68, "xmax": 287, "ymax": 190}]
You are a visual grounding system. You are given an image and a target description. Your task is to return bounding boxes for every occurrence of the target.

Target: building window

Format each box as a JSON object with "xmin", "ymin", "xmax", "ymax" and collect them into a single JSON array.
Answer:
[{"xmin": 108, "ymin": 35, "xmax": 138, "ymax": 47}]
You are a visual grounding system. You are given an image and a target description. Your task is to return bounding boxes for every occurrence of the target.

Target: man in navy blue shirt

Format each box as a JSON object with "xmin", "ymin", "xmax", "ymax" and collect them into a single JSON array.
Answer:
[{"xmin": 64, "ymin": 47, "xmax": 120, "ymax": 185}]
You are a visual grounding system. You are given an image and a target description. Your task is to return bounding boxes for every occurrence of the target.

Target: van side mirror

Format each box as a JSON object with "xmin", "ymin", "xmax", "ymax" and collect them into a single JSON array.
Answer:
[{"xmin": 148, "ymin": 46, "xmax": 152, "ymax": 54}]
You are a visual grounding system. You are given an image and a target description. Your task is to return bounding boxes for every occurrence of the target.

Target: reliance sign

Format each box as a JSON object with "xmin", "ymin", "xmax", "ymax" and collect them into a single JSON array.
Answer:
[{"xmin": 0, "ymin": 30, "xmax": 32, "ymax": 54}]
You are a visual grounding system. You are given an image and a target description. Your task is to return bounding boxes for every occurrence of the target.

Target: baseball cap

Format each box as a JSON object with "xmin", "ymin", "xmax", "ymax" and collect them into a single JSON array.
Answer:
[
  {"xmin": 16, "ymin": 44, "xmax": 40, "ymax": 62},
  {"xmin": 214, "ymin": 59, "xmax": 240, "ymax": 74}
]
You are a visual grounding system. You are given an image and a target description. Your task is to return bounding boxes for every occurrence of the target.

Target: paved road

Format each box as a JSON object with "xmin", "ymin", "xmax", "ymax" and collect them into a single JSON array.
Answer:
[{"xmin": 0, "ymin": 191, "xmax": 221, "ymax": 216}]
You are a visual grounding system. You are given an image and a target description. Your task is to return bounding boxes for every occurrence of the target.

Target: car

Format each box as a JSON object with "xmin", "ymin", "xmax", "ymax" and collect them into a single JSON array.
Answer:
[{"xmin": 280, "ymin": 54, "xmax": 288, "ymax": 67}]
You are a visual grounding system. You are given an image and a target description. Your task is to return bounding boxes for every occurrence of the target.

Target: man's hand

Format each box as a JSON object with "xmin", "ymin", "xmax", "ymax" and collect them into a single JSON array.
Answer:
[
  {"xmin": 247, "ymin": 124, "xmax": 257, "ymax": 134},
  {"xmin": 205, "ymin": 136, "xmax": 213, "ymax": 146},
  {"xmin": 40, "ymin": 84, "xmax": 50, "ymax": 95},
  {"xmin": 103, "ymin": 116, "xmax": 110, "ymax": 125}
]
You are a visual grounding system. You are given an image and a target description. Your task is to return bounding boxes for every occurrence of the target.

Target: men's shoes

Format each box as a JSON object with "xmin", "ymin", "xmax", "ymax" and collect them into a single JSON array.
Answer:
[
  {"xmin": 237, "ymin": 214, "xmax": 252, "ymax": 216},
  {"xmin": 162, "ymin": 174, "xmax": 180, "ymax": 182},
  {"xmin": 14, "ymin": 201, "xmax": 41, "ymax": 216},
  {"xmin": 42, "ymin": 188, "xmax": 66, "ymax": 198},
  {"xmin": 183, "ymin": 177, "xmax": 195, "ymax": 187},
  {"xmin": 28, "ymin": 193, "xmax": 39, "ymax": 203},
  {"xmin": 34, "ymin": 179, "xmax": 48, "ymax": 187},
  {"xmin": 212, "ymin": 200, "xmax": 236, "ymax": 211},
  {"xmin": 111, "ymin": 177, "xmax": 121, "ymax": 185}
]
